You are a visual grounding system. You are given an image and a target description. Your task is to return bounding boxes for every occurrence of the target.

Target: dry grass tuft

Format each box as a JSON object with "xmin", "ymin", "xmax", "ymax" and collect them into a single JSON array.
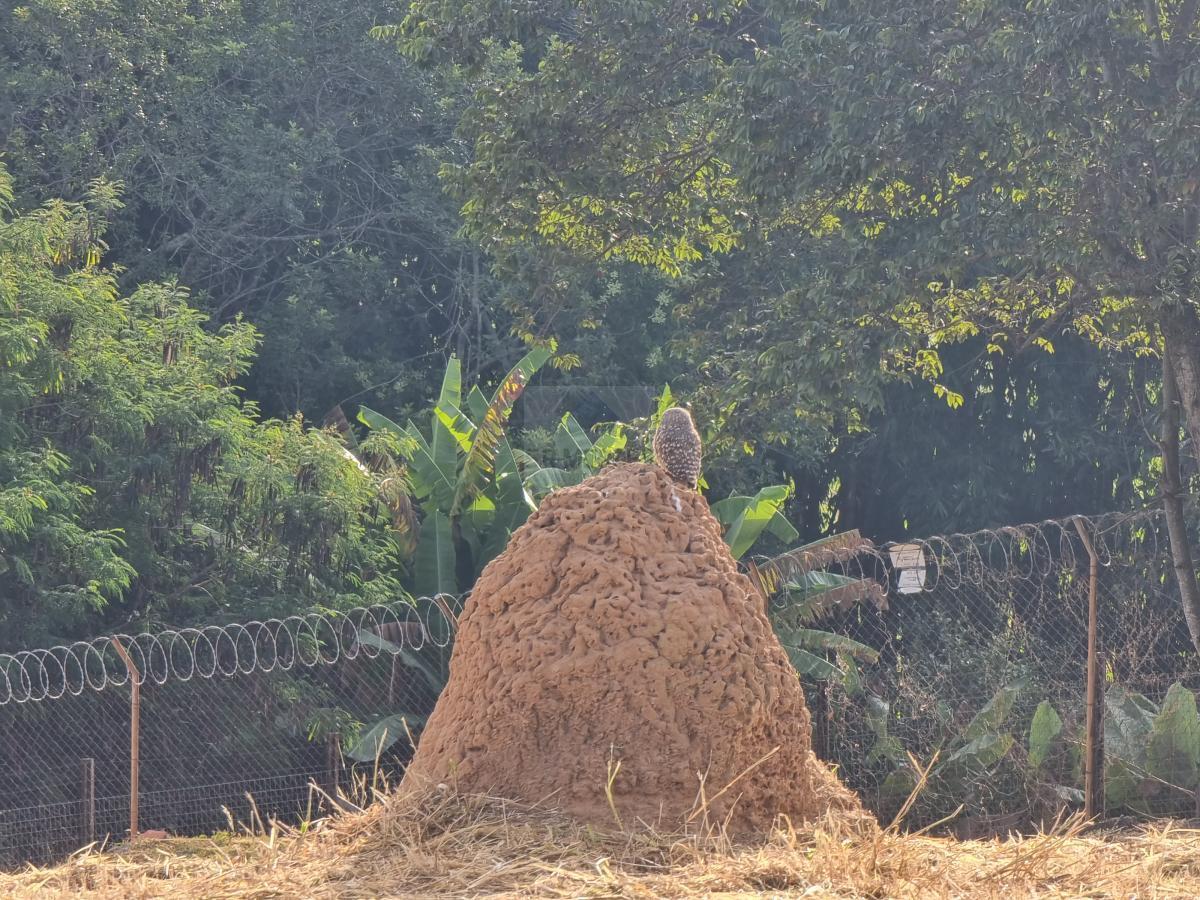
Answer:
[{"xmin": 2, "ymin": 788, "xmax": 1199, "ymax": 898}]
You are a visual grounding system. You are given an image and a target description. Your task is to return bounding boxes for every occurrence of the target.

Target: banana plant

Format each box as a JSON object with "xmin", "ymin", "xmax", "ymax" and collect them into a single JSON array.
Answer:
[
  {"xmin": 357, "ymin": 348, "xmax": 551, "ymax": 596},
  {"xmin": 1103, "ymin": 681, "xmax": 1200, "ymax": 812},
  {"xmin": 1026, "ymin": 700, "xmax": 1085, "ymax": 805},
  {"xmin": 709, "ymin": 483, "xmax": 885, "ymax": 691},
  {"xmin": 343, "ymin": 604, "xmax": 452, "ymax": 763},
  {"xmin": 873, "ymin": 678, "xmax": 1030, "ymax": 806},
  {"xmin": 517, "ymin": 411, "xmax": 627, "ymax": 501},
  {"xmin": 711, "ymin": 485, "xmax": 800, "ymax": 559}
]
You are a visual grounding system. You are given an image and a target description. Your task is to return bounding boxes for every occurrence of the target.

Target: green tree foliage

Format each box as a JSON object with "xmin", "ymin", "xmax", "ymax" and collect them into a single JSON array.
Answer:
[
  {"xmin": 0, "ymin": 166, "xmax": 406, "ymax": 646},
  {"xmin": 393, "ymin": 1, "xmax": 1199, "ymax": 357},
  {"xmin": 0, "ymin": 0, "xmax": 1144, "ymax": 560},
  {"xmin": 6, "ymin": 0, "xmax": 1199, "ymax": 651},
  {"xmin": 0, "ymin": 0, "xmax": 519, "ymax": 419},
  {"xmin": 832, "ymin": 337, "xmax": 1158, "ymax": 538},
  {"xmin": 392, "ymin": 0, "xmax": 1200, "ymax": 639}
]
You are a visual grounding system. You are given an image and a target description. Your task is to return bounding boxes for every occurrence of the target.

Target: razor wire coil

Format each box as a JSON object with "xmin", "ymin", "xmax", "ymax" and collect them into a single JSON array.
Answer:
[{"xmin": 0, "ymin": 595, "xmax": 461, "ymax": 706}]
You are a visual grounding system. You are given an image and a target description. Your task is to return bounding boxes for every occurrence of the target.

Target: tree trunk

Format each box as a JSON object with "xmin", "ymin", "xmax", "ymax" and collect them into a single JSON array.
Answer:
[
  {"xmin": 1159, "ymin": 314, "xmax": 1200, "ymax": 652},
  {"xmin": 1163, "ymin": 305, "xmax": 1200, "ymax": 451}
]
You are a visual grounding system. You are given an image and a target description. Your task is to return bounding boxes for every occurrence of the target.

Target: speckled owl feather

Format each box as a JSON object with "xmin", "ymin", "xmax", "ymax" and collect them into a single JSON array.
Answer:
[{"xmin": 653, "ymin": 407, "xmax": 702, "ymax": 489}]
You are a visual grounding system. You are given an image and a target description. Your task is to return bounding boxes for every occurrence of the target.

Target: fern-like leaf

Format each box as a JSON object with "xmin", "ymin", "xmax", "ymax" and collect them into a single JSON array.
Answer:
[{"xmin": 749, "ymin": 529, "xmax": 873, "ymax": 597}]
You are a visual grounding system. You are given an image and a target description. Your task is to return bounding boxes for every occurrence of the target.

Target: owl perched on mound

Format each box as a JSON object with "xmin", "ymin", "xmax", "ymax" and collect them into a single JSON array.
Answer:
[{"xmin": 653, "ymin": 406, "xmax": 702, "ymax": 489}]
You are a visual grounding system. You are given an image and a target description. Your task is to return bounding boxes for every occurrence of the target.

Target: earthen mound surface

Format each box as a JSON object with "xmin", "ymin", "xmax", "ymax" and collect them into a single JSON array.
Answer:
[{"xmin": 403, "ymin": 462, "xmax": 867, "ymax": 833}]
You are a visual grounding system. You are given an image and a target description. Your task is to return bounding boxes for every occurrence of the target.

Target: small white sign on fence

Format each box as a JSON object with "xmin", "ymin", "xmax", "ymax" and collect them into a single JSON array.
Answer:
[{"xmin": 889, "ymin": 543, "xmax": 927, "ymax": 594}]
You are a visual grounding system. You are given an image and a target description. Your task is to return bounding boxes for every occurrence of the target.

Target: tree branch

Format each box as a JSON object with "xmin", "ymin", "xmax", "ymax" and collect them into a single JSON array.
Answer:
[{"xmin": 1014, "ymin": 302, "xmax": 1075, "ymax": 356}]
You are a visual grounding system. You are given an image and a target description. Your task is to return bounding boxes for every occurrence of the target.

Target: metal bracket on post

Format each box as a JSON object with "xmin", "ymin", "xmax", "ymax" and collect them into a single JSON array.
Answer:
[
  {"xmin": 110, "ymin": 637, "xmax": 141, "ymax": 842},
  {"xmin": 1072, "ymin": 516, "xmax": 1104, "ymax": 820}
]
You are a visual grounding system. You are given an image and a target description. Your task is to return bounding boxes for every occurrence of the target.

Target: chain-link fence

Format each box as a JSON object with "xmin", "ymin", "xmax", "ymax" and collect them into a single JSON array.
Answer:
[
  {"xmin": 4, "ymin": 510, "xmax": 1200, "ymax": 867},
  {"xmin": 798, "ymin": 510, "xmax": 1200, "ymax": 836},
  {"xmin": 0, "ymin": 597, "xmax": 459, "ymax": 867}
]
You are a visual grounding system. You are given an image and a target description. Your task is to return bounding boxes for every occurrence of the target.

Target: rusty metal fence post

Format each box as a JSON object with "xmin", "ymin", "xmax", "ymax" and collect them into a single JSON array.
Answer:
[
  {"xmin": 110, "ymin": 637, "xmax": 141, "ymax": 841},
  {"xmin": 1072, "ymin": 516, "xmax": 1104, "ymax": 819}
]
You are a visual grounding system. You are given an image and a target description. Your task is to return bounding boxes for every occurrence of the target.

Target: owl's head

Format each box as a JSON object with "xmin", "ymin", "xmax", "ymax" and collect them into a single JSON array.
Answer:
[{"xmin": 660, "ymin": 406, "xmax": 696, "ymax": 429}]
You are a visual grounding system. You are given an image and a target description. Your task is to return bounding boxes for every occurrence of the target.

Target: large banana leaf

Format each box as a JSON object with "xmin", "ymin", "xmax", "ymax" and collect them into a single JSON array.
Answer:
[
  {"xmin": 712, "ymin": 485, "xmax": 796, "ymax": 560},
  {"xmin": 524, "ymin": 464, "xmax": 580, "ymax": 499},
  {"xmin": 429, "ymin": 357, "xmax": 462, "ymax": 501},
  {"xmin": 962, "ymin": 677, "xmax": 1027, "ymax": 742},
  {"xmin": 1098, "ymin": 681, "xmax": 1200, "ymax": 810},
  {"xmin": 584, "ymin": 425, "xmax": 626, "ymax": 470},
  {"xmin": 477, "ymin": 438, "xmax": 534, "ymax": 567},
  {"xmin": 512, "ymin": 417, "xmax": 623, "ymax": 502},
  {"xmin": 346, "ymin": 713, "xmax": 427, "ymax": 763},
  {"xmin": 785, "ymin": 645, "xmax": 843, "ymax": 681},
  {"xmin": 356, "ymin": 405, "xmax": 406, "ymax": 441},
  {"xmin": 1027, "ymin": 700, "xmax": 1064, "ymax": 771},
  {"xmin": 774, "ymin": 570, "xmax": 883, "ymax": 618},
  {"xmin": 404, "ymin": 420, "xmax": 457, "ymax": 510},
  {"xmin": 1103, "ymin": 684, "xmax": 1158, "ymax": 767},
  {"xmin": 782, "ymin": 628, "xmax": 879, "ymax": 663},
  {"xmin": 945, "ymin": 733, "xmax": 1015, "ymax": 771},
  {"xmin": 434, "ymin": 402, "xmax": 475, "ymax": 453},
  {"xmin": 464, "ymin": 385, "xmax": 489, "ymax": 422},
  {"xmin": 413, "ymin": 509, "xmax": 455, "ymax": 596},
  {"xmin": 452, "ymin": 347, "xmax": 551, "ymax": 516},
  {"xmin": 555, "ymin": 412, "xmax": 593, "ymax": 456},
  {"xmin": 463, "ymin": 493, "xmax": 496, "ymax": 531},
  {"xmin": 358, "ymin": 406, "xmax": 456, "ymax": 510},
  {"xmin": 865, "ymin": 696, "xmax": 907, "ymax": 765},
  {"xmin": 935, "ymin": 679, "xmax": 1025, "ymax": 774},
  {"xmin": 776, "ymin": 623, "xmax": 880, "ymax": 691},
  {"xmin": 1146, "ymin": 682, "xmax": 1200, "ymax": 791},
  {"xmin": 457, "ymin": 493, "xmax": 496, "ymax": 567}
]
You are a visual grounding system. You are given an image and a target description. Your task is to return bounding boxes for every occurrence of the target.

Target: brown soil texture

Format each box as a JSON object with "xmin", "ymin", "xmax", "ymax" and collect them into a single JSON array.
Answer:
[{"xmin": 402, "ymin": 462, "xmax": 868, "ymax": 834}]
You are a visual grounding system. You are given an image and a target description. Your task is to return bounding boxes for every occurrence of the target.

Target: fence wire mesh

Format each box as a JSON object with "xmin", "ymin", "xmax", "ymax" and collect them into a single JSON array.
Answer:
[
  {"xmin": 0, "ymin": 597, "xmax": 459, "ymax": 866},
  {"xmin": 3, "ymin": 510, "xmax": 1200, "ymax": 866},
  {"xmin": 797, "ymin": 510, "xmax": 1200, "ymax": 835}
]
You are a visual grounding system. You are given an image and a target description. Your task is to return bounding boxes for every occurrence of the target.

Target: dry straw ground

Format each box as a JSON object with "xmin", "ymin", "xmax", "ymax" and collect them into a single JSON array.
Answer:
[{"xmin": 3, "ymin": 788, "xmax": 1199, "ymax": 899}]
